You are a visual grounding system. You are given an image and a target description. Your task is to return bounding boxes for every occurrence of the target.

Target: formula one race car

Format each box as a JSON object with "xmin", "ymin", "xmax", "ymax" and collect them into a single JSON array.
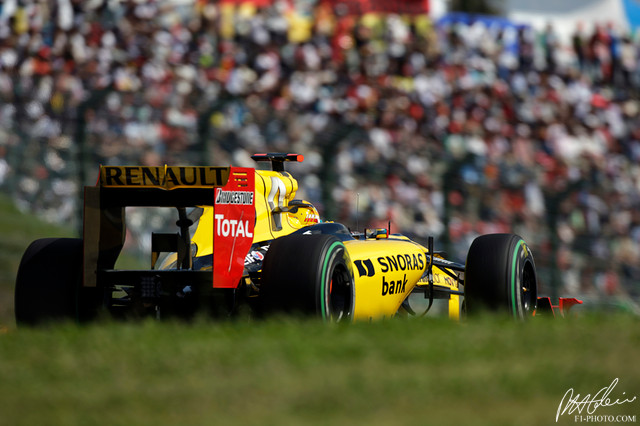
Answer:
[{"xmin": 15, "ymin": 153, "xmax": 580, "ymax": 325}]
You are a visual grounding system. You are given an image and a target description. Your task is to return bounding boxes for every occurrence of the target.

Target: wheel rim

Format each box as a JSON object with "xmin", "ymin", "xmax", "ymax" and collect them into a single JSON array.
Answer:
[
  {"xmin": 328, "ymin": 264, "xmax": 352, "ymax": 322},
  {"xmin": 521, "ymin": 260, "xmax": 536, "ymax": 314}
]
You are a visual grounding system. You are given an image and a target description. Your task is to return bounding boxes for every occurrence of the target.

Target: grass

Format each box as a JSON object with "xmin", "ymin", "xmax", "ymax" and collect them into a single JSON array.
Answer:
[{"xmin": 0, "ymin": 315, "xmax": 638, "ymax": 426}]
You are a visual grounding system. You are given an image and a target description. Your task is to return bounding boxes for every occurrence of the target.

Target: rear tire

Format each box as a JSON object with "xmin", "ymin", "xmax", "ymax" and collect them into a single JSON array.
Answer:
[
  {"xmin": 464, "ymin": 234, "xmax": 537, "ymax": 318},
  {"xmin": 15, "ymin": 238, "xmax": 84, "ymax": 325},
  {"xmin": 260, "ymin": 234, "xmax": 354, "ymax": 322}
]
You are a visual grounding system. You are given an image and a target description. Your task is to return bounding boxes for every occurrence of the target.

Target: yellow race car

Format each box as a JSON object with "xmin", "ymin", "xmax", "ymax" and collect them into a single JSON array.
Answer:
[{"xmin": 15, "ymin": 153, "xmax": 579, "ymax": 324}]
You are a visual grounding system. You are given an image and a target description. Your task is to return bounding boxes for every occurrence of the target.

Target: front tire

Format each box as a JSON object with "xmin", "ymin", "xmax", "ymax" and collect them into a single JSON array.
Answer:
[
  {"xmin": 260, "ymin": 234, "xmax": 354, "ymax": 322},
  {"xmin": 15, "ymin": 238, "xmax": 84, "ymax": 325},
  {"xmin": 464, "ymin": 234, "xmax": 537, "ymax": 318}
]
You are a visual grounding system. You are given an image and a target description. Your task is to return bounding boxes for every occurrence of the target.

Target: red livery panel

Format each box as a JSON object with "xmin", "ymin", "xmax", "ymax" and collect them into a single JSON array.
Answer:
[{"xmin": 213, "ymin": 167, "xmax": 256, "ymax": 288}]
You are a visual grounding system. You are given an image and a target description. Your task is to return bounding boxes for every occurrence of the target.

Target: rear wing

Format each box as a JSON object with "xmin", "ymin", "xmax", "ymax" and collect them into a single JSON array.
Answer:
[{"xmin": 83, "ymin": 165, "xmax": 255, "ymax": 290}]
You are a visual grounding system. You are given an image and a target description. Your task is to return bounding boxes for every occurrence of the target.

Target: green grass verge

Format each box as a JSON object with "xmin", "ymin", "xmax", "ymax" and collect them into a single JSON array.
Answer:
[{"xmin": 0, "ymin": 315, "xmax": 638, "ymax": 426}]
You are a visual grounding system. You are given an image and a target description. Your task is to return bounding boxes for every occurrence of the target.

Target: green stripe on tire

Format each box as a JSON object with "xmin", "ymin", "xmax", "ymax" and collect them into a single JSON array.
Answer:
[
  {"xmin": 511, "ymin": 239, "xmax": 525, "ymax": 316},
  {"xmin": 320, "ymin": 241, "xmax": 343, "ymax": 321}
]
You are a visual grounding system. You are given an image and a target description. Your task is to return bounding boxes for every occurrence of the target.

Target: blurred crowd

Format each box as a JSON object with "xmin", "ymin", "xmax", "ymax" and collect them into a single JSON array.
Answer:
[{"xmin": 0, "ymin": 0, "xmax": 639, "ymax": 306}]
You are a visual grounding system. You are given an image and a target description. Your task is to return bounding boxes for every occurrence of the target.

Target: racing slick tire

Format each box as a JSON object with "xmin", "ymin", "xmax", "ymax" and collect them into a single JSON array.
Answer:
[
  {"xmin": 15, "ymin": 238, "xmax": 85, "ymax": 325},
  {"xmin": 464, "ymin": 234, "xmax": 537, "ymax": 318},
  {"xmin": 259, "ymin": 234, "xmax": 354, "ymax": 322}
]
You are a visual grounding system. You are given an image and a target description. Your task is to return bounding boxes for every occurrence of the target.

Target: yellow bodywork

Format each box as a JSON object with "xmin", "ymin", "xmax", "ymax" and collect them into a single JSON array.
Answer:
[
  {"xmin": 188, "ymin": 169, "xmax": 462, "ymax": 321},
  {"xmin": 344, "ymin": 238, "xmax": 462, "ymax": 321},
  {"xmin": 344, "ymin": 239, "xmax": 425, "ymax": 320},
  {"xmin": 191, "ymin": 170, "xmax": 319, "ymax": 257}
]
